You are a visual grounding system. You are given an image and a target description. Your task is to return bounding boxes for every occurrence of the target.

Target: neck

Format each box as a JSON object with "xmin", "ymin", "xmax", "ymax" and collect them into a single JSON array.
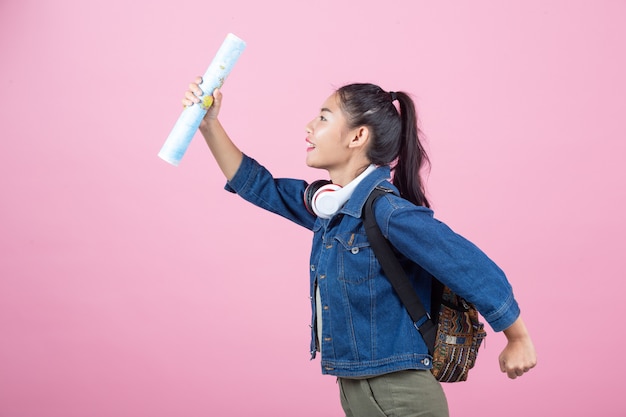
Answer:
[
  {"xmin": 329, "ymin": 162, "xmax": 375, "ymax": 187},
  {"xmin": 336, "ymin": 164, "xmax": 377, "ymax": 191}
]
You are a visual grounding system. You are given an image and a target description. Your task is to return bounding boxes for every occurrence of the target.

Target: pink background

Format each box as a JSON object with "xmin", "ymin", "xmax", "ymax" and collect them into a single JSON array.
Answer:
[{"xmin": 1, "ymin": 1, "xmax": 625, "ymax": 416}]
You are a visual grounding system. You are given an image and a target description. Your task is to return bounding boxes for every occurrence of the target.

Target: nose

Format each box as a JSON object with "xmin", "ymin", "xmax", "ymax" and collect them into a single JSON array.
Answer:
[{"xmin": 305, "ymin": 121, "xmax": 313, "ymax": 134}]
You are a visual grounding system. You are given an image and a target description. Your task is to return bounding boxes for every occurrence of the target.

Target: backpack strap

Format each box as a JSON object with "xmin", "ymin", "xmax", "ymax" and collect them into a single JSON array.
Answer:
[{"xmin": 362, "ymin": 187, "xmax": 438, "ymax": 355}]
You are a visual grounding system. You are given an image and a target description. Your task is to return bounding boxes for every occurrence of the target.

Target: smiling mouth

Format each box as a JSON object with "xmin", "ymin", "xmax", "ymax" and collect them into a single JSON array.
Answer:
[{"xmin": 306, "ymin": 139, "xmax": 316, "ymax": 150}]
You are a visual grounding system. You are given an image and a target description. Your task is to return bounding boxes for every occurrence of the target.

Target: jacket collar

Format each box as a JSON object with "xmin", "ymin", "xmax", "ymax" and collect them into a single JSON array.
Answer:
[{"xmin": 339, "ymin": 165, "xmax": 397, "ymax": 219}]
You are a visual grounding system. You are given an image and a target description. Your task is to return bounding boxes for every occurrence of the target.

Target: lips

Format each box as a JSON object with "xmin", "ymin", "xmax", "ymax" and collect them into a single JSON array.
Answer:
[{"xmin": 306, "ymin": 138, "xmax": 316, "ymax": 151}]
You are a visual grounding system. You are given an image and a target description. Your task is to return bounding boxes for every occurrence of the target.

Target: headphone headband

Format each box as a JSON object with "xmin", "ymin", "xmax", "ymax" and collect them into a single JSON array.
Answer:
[{"xmin": 304, "ymin": 165, "xmax": 377, "ymax": 218}]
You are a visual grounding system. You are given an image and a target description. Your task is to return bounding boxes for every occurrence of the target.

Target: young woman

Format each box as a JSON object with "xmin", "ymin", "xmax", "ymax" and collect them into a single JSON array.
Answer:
[{"xmin": 183, "ymin": 77, "xmax": 537, "ymax": 417}]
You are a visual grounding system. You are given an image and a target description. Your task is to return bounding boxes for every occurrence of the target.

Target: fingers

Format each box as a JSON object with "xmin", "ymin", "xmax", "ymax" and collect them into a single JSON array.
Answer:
[
  {"xmin": 182, "ymin": 90, "xmax": 199, "ymax": 107},
  {"xmin": 500, "ymin": 359, "xmax": 536, "ymax": 379},
  {"xmin": 500, "ymin": 361, "xmax": 522, "ymax": 379},
  {"xmin": 212, "ymin": 88, "xmax": 222, "ymax": 104},
  {"xmin": 180, "ymin": 77, "xmax": 223, "ymax": 121},
  {"xmin": 181, "ymin": 76, "xmax": 205, "ymax": 107}
]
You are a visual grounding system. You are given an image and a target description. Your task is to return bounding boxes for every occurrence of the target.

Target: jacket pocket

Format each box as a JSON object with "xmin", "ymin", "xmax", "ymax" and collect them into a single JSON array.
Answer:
[{"xmin": 334, "ymin": 232, "xmax": 374, "ymax": 284}]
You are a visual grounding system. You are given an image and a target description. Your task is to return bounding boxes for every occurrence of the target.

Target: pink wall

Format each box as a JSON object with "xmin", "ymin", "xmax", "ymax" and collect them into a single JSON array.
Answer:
[{"xmin": 1, "ymin": 1, "xmax": 625, "ymax": 416}]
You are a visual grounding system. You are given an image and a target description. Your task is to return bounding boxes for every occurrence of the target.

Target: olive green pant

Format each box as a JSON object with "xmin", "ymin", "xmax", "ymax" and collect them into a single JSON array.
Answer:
[{"xmin": 338, "ymin": 370, "xmax": 449, "ymax": 417}]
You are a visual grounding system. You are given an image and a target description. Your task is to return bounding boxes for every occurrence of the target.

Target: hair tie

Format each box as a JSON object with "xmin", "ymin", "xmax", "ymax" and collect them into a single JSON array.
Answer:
[{"xmin": 389, "ymin": 91, "xmax": 398, "ymax": 102}]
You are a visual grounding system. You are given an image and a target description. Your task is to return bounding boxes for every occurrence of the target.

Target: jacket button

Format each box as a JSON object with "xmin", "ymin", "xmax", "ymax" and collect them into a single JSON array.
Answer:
[
  {"xmin": 319, "ymin": 274, "xmax": 326, "ymax": 279},
  {"xmin": 423, "ymin": 358, "xmax": 430, "ymax": 366},
  {"xmin": 351, "ymin": 247, "xmax": 359, "ymax": 254},
  {"xmin": 310, "ymin": 265, "xmax": 316, "ymax": 271}
]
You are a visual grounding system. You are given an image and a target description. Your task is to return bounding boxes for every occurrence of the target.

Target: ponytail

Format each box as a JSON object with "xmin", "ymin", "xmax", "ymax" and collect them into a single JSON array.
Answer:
[
  {"xmin": 336, "ymin": 84, "xmax": 430, "ymax": 207},
  {"xmin": 392, "ymin": 92, "xmax": 431, "ymax": 208}
]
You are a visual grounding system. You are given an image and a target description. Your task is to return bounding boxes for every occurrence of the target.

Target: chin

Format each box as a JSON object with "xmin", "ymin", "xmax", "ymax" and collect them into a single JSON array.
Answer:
[
  {"xmin": 305, "ymin": 156, "xmax": 317, "ymax": 168},
  {"xmin": 305, "ymin": 155, "xmax": 330, "ymax": 171}
]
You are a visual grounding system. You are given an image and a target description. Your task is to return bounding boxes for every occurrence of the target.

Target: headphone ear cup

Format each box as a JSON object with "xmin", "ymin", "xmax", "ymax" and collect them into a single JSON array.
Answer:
[
  {"xmin": 304, "ymin": 180, "xmax": 333, "ymax": 215},
  {"xmin": 313, "ymin": 183, "xmax": 345, "ymax": 218}
]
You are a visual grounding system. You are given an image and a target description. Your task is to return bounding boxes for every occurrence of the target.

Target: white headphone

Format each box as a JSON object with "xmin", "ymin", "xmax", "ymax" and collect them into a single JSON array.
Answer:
[{"xmin": 305, "ymin": 165, "xmax": 377, "ymax": 219}]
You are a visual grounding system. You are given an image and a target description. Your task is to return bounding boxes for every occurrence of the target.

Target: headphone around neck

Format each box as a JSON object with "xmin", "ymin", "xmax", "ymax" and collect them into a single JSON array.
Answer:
[{"xmin": 304, "ymin": 165, "xmax": 377, "ymax": 219}]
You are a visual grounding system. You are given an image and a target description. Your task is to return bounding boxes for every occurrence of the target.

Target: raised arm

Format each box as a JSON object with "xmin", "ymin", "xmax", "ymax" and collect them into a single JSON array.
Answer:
[{"xmin": 183, "ymin": 76, "xmax": 243, "ymax": 180}]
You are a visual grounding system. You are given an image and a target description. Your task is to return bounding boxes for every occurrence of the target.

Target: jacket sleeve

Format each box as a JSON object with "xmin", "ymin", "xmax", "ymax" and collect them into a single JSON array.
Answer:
[
  {"xmin": 224, "ymin": 154, "xmax": 317, "ymax": 230},
  {"xmin": 376, "ymin": 195, "xmax": 520, "ymax": 332}
]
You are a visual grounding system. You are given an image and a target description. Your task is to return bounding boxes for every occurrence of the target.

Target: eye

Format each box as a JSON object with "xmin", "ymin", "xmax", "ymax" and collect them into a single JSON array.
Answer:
[{"xmin": 319, "ymin": 115, "xmax": 327, "ymax": 121}]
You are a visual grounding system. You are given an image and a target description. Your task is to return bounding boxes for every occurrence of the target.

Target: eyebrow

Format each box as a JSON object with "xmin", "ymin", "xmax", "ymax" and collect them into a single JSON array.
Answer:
[{"xmin": 320, "ymin": 107, "xmax": 333, "ymax": 113}]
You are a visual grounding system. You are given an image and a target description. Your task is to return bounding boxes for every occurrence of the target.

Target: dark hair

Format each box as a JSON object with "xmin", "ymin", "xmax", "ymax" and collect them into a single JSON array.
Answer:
[{"xmin": 336, "ymin": 83, "xmax": 431, "ymax": 208}]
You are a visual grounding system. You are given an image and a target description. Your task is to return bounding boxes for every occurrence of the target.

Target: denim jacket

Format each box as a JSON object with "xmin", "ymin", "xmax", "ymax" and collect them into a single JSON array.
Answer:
[{"xmin": 225, "ymin": 154, "xmax": 520, "ymax": 378}]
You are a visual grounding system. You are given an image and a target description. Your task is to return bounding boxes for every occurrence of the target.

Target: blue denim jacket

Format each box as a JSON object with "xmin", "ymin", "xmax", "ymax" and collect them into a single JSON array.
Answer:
[{"xmin": 225, "ymin": 154, "xmax": 520, "ymax": 378}]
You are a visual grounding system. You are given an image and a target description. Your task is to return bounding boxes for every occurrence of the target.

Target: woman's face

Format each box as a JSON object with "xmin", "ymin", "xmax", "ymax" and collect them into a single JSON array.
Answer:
[{"xmin": 305, "ymin": 93, "xmax": 354, "ymax": 172}]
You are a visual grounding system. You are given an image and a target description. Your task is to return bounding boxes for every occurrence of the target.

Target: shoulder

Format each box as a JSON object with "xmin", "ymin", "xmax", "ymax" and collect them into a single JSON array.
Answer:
[
  {"xmin": 367, "ymin": 187, "xmax": 435, "ymax": 234},
  {"xmin": 371, "ymin": 186, "xmax": 433, "ymax": 214}
]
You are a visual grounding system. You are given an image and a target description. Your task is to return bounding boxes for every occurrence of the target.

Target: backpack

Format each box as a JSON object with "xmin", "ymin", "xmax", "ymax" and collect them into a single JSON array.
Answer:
[{"xmin": 362, "ymin": 187, "xmax": 487, "ymax": 383}]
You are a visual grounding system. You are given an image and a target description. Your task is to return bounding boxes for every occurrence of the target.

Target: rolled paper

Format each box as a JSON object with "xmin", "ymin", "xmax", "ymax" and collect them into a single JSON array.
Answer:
[{"xmin": 158, "ymin": 33, "xmax": 246, "ymax": 166}]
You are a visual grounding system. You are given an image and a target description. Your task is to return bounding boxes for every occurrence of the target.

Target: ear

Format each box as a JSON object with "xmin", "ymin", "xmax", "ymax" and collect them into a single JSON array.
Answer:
[{"xmin": 348, "ymin": 126, "xmax": 370, "ymax": 149}]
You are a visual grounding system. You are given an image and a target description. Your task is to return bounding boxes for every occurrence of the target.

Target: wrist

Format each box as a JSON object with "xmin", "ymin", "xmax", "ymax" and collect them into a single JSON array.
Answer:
[
  {"xmin": 200, "ymin": 117, "xmax": 221, "ymax": 134},
  {"xmin": 503, "ymin": 317, "xmax": 530, "ymax": 342}
]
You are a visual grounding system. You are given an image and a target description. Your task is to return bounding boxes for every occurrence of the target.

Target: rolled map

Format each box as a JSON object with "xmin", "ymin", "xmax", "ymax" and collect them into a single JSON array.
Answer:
[{"xmin": 159, "ymin": 33, "xmax": 246, "ymax": 166}]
